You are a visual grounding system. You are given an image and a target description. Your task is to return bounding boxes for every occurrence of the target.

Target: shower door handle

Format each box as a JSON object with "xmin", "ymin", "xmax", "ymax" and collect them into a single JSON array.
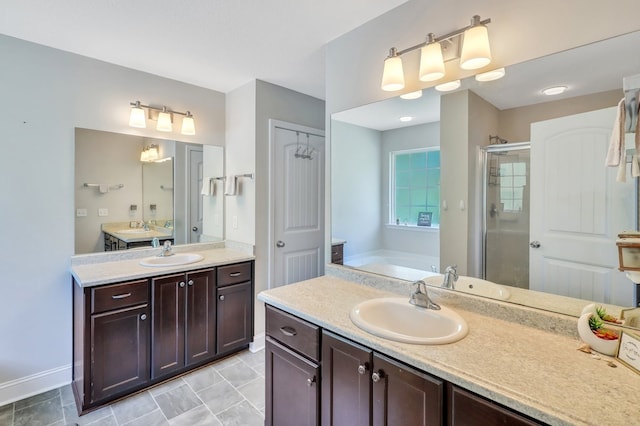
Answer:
[{"xmin": 529, "ymin": 241, "xmax": 541, "ymax": 248}]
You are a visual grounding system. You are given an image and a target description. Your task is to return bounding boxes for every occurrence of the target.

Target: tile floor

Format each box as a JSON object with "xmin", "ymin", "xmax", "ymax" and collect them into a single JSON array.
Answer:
[{"xmin": 0, "ymin": 349, "xmax": 265, "ymax": 426}]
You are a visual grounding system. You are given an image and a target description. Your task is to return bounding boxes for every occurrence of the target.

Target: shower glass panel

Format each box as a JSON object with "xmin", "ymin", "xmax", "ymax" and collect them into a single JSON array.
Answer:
[{"xmin": 482, "ymin": 143, "xmax": 531, "ymax": 289}]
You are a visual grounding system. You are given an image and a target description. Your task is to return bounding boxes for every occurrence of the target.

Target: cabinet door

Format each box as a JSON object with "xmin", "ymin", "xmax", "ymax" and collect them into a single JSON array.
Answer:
[
  {"xmin": 448, "ymin": 384, "xmax": 542, "ymax": 426},
  {"xmin": 91, "ymin": 304, "xmax": 149, "ymax": 403},
  {"xmin": 216, "ymin": 281, "xmax": 251, "ymax": 354},
  {"xmin": 266, "ymin": 337, "xmax": 319, "ymax": 426},
  {"xmin": 372, "ymin": 353, "xmax": 444, "ymax": 426},
  {"xmin": 151, "ymin": 274, "xmax": 186, "ymax": 379},
  {"xmin": 185, "ymin": 269, "xmax": 216, "ymax": 366},
  {"xmin": 321, "ymin": 330, "xmax": 372, "ymax": 426}
]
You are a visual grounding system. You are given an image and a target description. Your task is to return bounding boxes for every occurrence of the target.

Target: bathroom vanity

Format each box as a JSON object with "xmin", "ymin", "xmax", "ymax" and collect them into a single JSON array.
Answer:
[
  {"xmin": 258, "ymin": 274, "xmax": 639, "ymax": 426},
  {"xmin": 70, "ymin": 244, "xmax": 254, "ymax": 414}
]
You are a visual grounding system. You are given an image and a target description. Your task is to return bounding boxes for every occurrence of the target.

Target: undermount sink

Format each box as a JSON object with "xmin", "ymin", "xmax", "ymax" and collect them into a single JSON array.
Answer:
[
  {"xmin": 424, "ymin": 275, "xmax": 511, "ymax": 301},
  {"xmin": 350, "ymin": 297, "xmax": 468, "ymax": 344},
  {"xmin": 139, "ymin": 253, "xmax": 204, "ymax": 267},
  {"xmin": 117, "ymin": 228, "xmax": 151, "ymax": 234}
]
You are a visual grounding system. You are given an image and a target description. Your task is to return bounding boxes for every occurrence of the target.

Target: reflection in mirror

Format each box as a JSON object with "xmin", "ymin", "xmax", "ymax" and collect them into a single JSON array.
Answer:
[
  {"xmin": 331, "ymin": 31, "xmax": 640, "ymax": 328},
  {"xmin": 74, "ymin": 129, "xmax": 224, "ymax": 254}
]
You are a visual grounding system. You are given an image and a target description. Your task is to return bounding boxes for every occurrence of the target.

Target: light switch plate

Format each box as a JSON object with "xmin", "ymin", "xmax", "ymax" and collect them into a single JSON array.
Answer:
[
  {"xmin": 76, "ymin": 208, "xmax": 87, "ymax": 217},
  {"xmin": 98, "ymin": 208, "xmax": 109, "ymax": 217}
]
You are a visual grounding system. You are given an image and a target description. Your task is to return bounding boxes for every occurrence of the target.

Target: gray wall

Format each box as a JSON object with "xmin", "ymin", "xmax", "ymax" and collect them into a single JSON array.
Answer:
[{"xmin": 0, "ymin": 34, "xmax": 224, "ymax": 404}]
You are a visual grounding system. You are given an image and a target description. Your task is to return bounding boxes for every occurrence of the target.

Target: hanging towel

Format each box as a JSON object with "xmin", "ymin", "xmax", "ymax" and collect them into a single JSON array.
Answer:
[
  {"xmin": 225, "ymin": 175, "xmax": 237, "ymax": 196},
  {"xmin": 606, "ymin": 98, "xmax": 625, "ymax": 167},
  {"xmin": 99, "ymin": 184, "xmax": 109, "ymax": 194},
  {"xmin": 201, "ymin": 177, "xmax": 213, "ymax": 196}
]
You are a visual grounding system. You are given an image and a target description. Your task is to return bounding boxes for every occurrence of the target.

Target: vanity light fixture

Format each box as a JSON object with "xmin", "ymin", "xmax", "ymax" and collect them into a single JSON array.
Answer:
[
  {"xmin": 381, "ymin": 15, "xmax": 493, "ymax": 92},
  {"xmin": 400, "ymin": 90, "xmax": 423, "ymax": 100},
  {"xmin": 128, "ymin": 101, "xmax": 197, "ymax": 135},
  {"xmin": 140, "ymin": 144, "xmax": 159, "ymax": 162}
]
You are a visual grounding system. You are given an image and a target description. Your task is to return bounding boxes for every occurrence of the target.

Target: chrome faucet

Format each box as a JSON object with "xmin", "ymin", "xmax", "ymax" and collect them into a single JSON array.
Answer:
[
  {"xmin": 159, "ymin": 240, "xmax": 174, "ymax": 257},
  {"xmin": 442, "ymin": 265, "xmax": 458, "ymax": 289},
  {"xmin": 409, "ymin": 280, "xmax": 440, "ymax": 310}
]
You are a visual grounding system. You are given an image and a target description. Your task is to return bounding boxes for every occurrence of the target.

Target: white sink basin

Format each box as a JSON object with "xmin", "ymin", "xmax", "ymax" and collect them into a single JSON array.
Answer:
[
  {"xmin": 424, "ymin": 275, "xmax": 511, "ymax": 300},
  {"xmin": 350, "ymin": 297, "xmax": 468, "ymax": 344},
  {"xmin": 139, "ymin": 253, "xmax": 204, "ymax": 267},
  {"xmin": 117, "ymin": 228, "xmax": 151, "ymax": 234}
]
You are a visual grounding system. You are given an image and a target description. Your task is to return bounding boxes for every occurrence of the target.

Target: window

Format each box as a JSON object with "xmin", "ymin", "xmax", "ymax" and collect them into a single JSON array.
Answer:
[
  {"xmin": 390, "ymin": 148, "xmax": 440, "ymax": 226},
  {"xmin": 498, "ymin": 161, "xmax": 527, "ymax": 212}
]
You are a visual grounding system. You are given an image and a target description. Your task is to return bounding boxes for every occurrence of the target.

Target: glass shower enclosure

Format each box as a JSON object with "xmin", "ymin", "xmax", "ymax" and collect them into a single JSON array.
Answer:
[{"xmin": 481, "ymin": 142, "xmax": 531, "ymax": 289}]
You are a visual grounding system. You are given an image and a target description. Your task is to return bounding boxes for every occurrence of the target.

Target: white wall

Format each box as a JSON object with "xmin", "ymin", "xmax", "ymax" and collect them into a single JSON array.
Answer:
[
  {"xmin": 0, "ymin": 34, "xmax": 224, "ymax": 404},
  {"xmin": 331, "ymin": 120, "xmax": 382, "ymax": 258}
]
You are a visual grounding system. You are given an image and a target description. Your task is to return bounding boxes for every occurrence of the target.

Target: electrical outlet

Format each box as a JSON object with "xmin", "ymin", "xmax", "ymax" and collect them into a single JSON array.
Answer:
[
  {"xmin": 98, "ymin": 208, "xmax": 109, "ymax": 217},
  {"xmin": 232, "ymin": 215, "xmax": 238, "ymax": 229},
  {"xmin": 76, "ymin": 208, "xmax": 87, "ymax": 217}
]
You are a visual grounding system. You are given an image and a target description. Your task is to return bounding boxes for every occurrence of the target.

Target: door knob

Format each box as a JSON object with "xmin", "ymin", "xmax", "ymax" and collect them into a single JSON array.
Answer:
[
  {"xmin": 358, "ymin": 363, "xmax": 369, "ymax": 375},
  {"xmin": 371, "ymin": 371, "xmax": 384, "ymax": 383},
  {"xmin": 192, "ymin": 226, "xmax": 199, "ymax": 232},
  {"xmin": 276, "ymin": 240, "xmax": 285, "ymax": 248},
  {"xmin": 529, "ymin": 241, "xmax": 541, "ymax": 248}
]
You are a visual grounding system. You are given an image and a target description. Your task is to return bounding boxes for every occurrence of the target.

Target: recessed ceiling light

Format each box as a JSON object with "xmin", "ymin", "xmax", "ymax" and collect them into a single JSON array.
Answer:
[
  {"xmin": 399, "ymin": 116, "xmax": 413, "ymax": 122},
  {"xmin": 435, "ymin": 80, "xmax": 461, "ymax": 92},
  {"xmin": 400, "ymin": 90, "xmax": 423, "ymax": 100},
  {"xmin": 475, "ymin": 68, "xmax": 505, "ymax": 82},
  {"xmin": 542, "ymin": 85, "xmax": 568, "ymax": 96}
]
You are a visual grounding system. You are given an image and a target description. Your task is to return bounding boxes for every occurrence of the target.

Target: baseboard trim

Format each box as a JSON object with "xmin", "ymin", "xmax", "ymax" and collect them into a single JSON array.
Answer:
[
  {"xmin": 0, "ymin": 364, "xmax": 71, "ymax": 406},
  {"xmin": 249, "ymin": 332, "xmax": 265, "ymax": 352}
]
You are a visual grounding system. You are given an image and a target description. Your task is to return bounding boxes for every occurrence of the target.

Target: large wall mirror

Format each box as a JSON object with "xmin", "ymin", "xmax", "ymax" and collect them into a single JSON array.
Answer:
[
  {"xmin": 74, "ymin": 128, "xmax": 224, "ymax": 254},
  {"xmin": 332, "ymin": 30, "xmax": 640, "ymax": 328}
]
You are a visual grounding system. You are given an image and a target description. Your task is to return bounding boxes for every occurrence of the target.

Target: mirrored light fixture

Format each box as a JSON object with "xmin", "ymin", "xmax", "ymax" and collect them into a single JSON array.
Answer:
[
  {"xmin": 435, "ymin": 80, "xmax": 461, "ymax": 92},
  {"xmin": 140, "ymin": 144, "xmax": 159, "ymax": 162},
  {"xmin": 400, "ymin": 90, "xmax": 423, "ymax": 100},
  {"xmin": 381, "ymin": 15, "xmax": 493, "ymax": 92},
  {"xmin": 542, "ymin": 86, "xmax": 568, "ymax": 96},
  {"xmin": 475, "ymin": 67, "xmax": 505, "ymax": 82},
  {"xmin": 128, "ymin": 101, "xmax": 197, "ymax": 135}
]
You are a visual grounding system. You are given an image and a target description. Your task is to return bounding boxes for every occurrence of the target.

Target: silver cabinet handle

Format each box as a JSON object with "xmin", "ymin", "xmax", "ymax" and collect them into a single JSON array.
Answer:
[
  {"xmin": 307, "ymin": 376, "xmax": 316, "ymax": 387},
  {"xmin": 187, "ymin": 280, "xmax": 194, "ymax": 286},
  {"xmin": 179, "ymin": 282, "xmax": 186, "ymax": 288},
  {"xmin": 276, "ymin": 240, "xmax": 285, "ymax": 248},
  {"xmin": 219, "ymin": 295, "xmax": 225, "ymax": 301},
  {"xmin": 111, "ymin": 293, "xmax": 131, "ymax": 299},
  {"xmin": 229, "ymin": 272, "xmax": 242, "ymax": 277},
  {"xmin": 529, "ymin": 241, "xmax": 541, "ymax": 248},
  {"xmin": 358, "ymin": 363, "xmax": 369, "ymax": 375},
  {"xmin": 371, "ymin": 371, "xmax": 384, "ymax": 383},
  {"xmin": 140, "ymin": 314, "xmax": 147, "ymax": 321},
  {"xmin": 280, "ymin": 326, "xmax": 297, "ymax": 337}
]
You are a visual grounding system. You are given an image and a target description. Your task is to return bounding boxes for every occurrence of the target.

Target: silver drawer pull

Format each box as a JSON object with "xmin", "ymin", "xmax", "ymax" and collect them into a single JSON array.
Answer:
[
  {"xmin": 229, "ymin": 272, "xmax": 242, "ymax": 277},
  {"xmin": 372, "ymin": 371, "xmax": 384, "ymax": 383},
  {"xmin": 307, "ymin": 376, "xmax": 316, "ymax": 386},
  {"xmin": 111, "ymin": 293, "xmax": 132, "ymax": 299},
  {"xmin": 280, "ymin": 326, "xmax": 297, "ymax": 337},
  {"xmin": 140, "ymin": 314, "xmax": 147, "ymax": 321},
  {"xmin": 219, "ymin": 295, "xmax": 225, "ymax": 301},
  {"xmin": 188, "ymin": 280, "xmax": 194, "ymax": 286}
]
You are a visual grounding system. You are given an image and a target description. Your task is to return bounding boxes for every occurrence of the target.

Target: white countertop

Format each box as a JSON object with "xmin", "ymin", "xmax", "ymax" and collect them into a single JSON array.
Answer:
[
  {"xmin": 71, "ymin": 244, "xmax": 254, "ymax": 287},
  {"xmin": 258, "ymin": 276, "xmax": 640, "ymax": 426}
]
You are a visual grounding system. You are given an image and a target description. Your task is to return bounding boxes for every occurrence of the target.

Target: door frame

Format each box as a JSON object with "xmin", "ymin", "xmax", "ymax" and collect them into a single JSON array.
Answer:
[{"xmin": 268, "ymin": 119, "xmax": 325, "ymax": 289}]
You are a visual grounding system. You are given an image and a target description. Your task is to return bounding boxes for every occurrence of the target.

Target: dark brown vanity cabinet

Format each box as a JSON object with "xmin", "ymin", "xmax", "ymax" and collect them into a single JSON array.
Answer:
[
  {"xmin": 216, "ymin": 262, "xmax": 254, "ymax": 355},
  {"xmin": 73, "ymin": 279, "xmax": 150, "ymax": 409},
  {"xmin": 265, "ymin": 305, "xmax": 544, "ymax": 426},
  {"xmin": 322, "ymin": 331, "xmax": 443, "ymax": 426},
  {"xmin": 151, "ymin": 268, "xmax": 216, "ymax": 379},
  {"xmin": 265, "ymin": 305, "xmax": 321, "ymax": 426}
]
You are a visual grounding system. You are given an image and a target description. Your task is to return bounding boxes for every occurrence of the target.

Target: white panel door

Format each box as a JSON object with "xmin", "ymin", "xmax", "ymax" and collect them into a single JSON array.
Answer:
[
  {"xmin": 530, "ymin": 107, "xmax": 635, "ymax": 305},
  {"xmin": 273, "ymin": 125, "xmax": 325, "ymax": 287}
]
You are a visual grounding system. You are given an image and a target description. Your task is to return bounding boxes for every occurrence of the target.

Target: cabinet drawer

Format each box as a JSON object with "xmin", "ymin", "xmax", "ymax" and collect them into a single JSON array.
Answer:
[
  {"xmin": 217, "ymin": 262, "xmax": 252, "ymax": 287},
  {"xmin": 266, "ymin": 305, "xmax": 319, "ymax": 362},
  {"xmin": 331, "ymin": 244, "xmax": 343, "ymax": 264},
  {"xmin": 91, "ymin": 280, "xmax": 149, "ymax": 314}
]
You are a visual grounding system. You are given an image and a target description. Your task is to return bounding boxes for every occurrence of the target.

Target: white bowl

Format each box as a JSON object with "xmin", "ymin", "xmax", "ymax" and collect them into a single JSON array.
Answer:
[{"xmin": 577, "ymin": 312, "xmax": 619, "ymax": 356}]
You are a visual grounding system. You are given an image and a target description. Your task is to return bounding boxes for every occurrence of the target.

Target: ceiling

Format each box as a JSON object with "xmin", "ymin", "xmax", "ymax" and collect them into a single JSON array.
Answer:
[
  {"xmin": 333, "ymin": 30, "xmax": 640, "ymax": 130},
  {"xmin": 0, "ymin": 0, "xmax": 409, "ymax": 100}
]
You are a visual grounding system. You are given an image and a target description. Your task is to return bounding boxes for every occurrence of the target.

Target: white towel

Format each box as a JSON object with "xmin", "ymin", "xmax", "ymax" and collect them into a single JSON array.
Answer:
[
  {"xmin": 225, "ymin": 175, "xmax": 237, "ymax": 196},
  {"xmin": 201, "ymin": 177, "xmax": 213, "ymax": 196},
  {"xmin": 99, "ymin": 184, "xmax": 109, "ymax": 194},
  {"xmin": 606, "ymin": 98, "xmax": 625, "ymax": 167}
]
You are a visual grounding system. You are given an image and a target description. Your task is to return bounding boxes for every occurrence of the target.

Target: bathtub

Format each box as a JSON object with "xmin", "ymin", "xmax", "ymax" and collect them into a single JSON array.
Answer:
[{"xmin": 344, "ymin": 249, "xmax": 440, "ymax": 282}]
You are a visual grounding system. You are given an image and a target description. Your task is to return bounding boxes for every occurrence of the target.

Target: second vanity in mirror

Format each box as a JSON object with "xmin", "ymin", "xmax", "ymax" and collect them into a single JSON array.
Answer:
[
  {"xmin": 331, "ymin": 30, "xmax": 640, "ymax": 330},
  {"xmin": 74, "ymin": 128, "xmax": 224, "ymax": 255}
]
